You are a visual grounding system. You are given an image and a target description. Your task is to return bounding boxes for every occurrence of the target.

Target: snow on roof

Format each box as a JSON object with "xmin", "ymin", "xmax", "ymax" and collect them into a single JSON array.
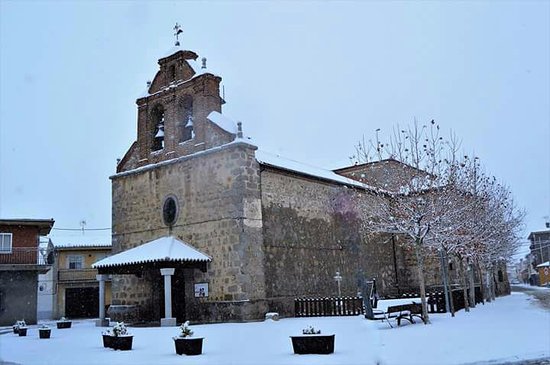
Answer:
[
  {"xmin": 536, "ymin": 261, "xmax": 550, "ymax": 268},
  {"xmin": 207, "ymin": 111, "xmax": 238, "ymax": 134},
  {"xmin": 160, "ymin": 46, "xmax": 184, "ymax": 59},
  {"xmin": 255, "ymin": 150, "xmax": 382, "ymax": 191},
  {"xmin": 54, "ymin": 242, "xmax": 112, "ymax": 249},
  {"xmin": 92, "ymin": 236, "xmax": 211, "ymax": 269}
]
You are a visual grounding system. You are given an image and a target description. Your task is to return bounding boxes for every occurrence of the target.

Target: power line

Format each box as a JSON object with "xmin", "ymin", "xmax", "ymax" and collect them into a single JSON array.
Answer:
[{"xmin": 52, "ymin": 228, "xmax": 110, "ymax": 231}]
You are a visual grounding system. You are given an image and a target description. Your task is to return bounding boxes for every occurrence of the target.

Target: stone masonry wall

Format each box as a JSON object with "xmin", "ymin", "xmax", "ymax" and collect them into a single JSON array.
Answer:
[
  {"xmin": 260, "ymin": 168, "xmax": 399, "ymax": 316},
  {"xmin": 111, "ymin": 141, "xmax": 266, "ymax": 322}
]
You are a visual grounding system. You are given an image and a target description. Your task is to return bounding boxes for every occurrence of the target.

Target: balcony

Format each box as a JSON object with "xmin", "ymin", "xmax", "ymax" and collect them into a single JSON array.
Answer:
[
  {"xmin": 0, "ymin": 247, "xmax": 52, "ymax": 273},
  {"xmin": 58, "ymin": 268, "xmax": 99, "ymax": 282},
  {"xmin": 0, "ymin": 247, "xmax": 50, "ymax": 265}
]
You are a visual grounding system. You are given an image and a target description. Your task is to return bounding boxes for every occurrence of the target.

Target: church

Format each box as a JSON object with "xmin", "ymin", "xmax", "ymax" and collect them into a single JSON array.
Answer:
[{"xmin": 93, "ymin": 37, "xmax": 429, "ymax": 325}]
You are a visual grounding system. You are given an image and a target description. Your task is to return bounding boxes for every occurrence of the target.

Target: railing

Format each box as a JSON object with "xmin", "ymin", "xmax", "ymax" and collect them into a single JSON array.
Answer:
[
  {"xmin": 0, "ymin": 247, "xmax": 50, "ymax": 265},
  {"xmin": 384, "ymin": 286, "xmax": 483, "ymax": 314},
  {"xmin": 58, "ymin": 268, "xmax": 99, "ymax": 282},
  {"xmin": 295, "ymin": 297, "xmax": 364, "ymax": 317}
]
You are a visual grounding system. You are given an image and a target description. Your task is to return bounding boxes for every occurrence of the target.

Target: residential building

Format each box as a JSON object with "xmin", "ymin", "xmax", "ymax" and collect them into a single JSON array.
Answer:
[
  {"xmin": 53, "ymin": 242, "xmax": 112, "ymax": 319},
  {"xmin": 528, "ymin": 228, "xmax": 550, "ymax": 268},
  {"xmin": 0, "ymin": 218, "xmax": 54, "ymax": 325}
]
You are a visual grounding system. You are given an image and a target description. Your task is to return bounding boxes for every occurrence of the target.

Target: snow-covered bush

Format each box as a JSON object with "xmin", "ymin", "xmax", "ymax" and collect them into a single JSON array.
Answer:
[
  {"xmin": 302, "ymin": 326, "xmax": 321, "ymax": 335},
  {"xmin": 112, "ymin": 322, "xmax": 129, "ymax": 337},
  {"xmin": 13, "ymin": 320, "xmax": 26, "ymax": 329},
  {"xmin": 176, "ymin": 321, "xmax": 193, "ymax": 338}
]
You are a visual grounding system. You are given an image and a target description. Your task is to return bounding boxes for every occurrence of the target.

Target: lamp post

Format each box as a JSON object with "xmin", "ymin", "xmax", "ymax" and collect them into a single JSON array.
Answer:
[{"xmin": 334, "ymin": 271, "xmax": 342, "ymax": 297}]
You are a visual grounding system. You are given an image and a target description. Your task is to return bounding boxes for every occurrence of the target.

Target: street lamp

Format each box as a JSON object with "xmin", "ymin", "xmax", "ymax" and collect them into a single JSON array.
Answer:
[{"xmin": 334, "ymin": 271, "xmax": 342, "ymax": 297}]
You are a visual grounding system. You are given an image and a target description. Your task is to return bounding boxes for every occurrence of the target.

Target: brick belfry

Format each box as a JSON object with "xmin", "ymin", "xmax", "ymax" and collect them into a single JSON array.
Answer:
[{"xmin": 109, "ymin": 25, "xmax": 267, "ymax": 323}]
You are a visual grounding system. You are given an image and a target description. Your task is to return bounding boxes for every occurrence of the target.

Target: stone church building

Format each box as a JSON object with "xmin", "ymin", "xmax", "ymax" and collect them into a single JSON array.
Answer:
[{"xmin": 93, "ymin": 43, "xmax": 439, "ymax": 324}]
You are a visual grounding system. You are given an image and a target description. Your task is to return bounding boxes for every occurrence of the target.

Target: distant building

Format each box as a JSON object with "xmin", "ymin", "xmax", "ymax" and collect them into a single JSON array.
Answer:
[
  {"xmin": 52, "ymin": 242, "xmax": 112, "ymax": 319},
  {"xmin": 0, "ymin": 218, "xmax": 54, "ymax": 325},
  {"xmin": 528, "ymin": 229, "xmax": 550, "ymax": 268},
  {"xmin": 536, "ymin": 261, "xmax": 550, "ymax": 286}
]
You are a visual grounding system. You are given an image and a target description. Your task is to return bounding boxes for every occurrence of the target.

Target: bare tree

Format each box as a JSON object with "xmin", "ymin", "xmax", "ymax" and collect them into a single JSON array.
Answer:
[
  {"xmin": 355, "ymin": 120, "xmax": 524, "ymax": 323},
  {"xmin": 358, "ymin": 121, "xmax": 468, "ymax": 324}
]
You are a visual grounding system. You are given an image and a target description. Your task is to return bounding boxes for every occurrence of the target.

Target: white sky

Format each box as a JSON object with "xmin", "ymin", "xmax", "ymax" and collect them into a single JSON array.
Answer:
[{"xmin": 1, "ymin": 1, "xmax": 548, "ymax": 253}]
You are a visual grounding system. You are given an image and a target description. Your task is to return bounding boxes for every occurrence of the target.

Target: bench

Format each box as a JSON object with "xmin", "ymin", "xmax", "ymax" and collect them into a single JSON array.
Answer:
[{"xmin": 383, "ymin": 302, "xmax": 424, "ymax": 328}]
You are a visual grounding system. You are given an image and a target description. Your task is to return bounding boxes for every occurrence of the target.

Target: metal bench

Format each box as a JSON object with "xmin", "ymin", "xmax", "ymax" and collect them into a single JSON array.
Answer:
[{"xmin": 383, "ymin": 302, "xmax": 424, "ymax": 328}]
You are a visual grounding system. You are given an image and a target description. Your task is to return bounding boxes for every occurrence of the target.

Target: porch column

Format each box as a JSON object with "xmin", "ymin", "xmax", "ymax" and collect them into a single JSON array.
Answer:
[
  {"xmin": 160, "ymin": 268, "xmax": 176, "ymax": 326},
  {"xmin": 95, "ymin": 274, "xmax": 110, "ymax": 327}
]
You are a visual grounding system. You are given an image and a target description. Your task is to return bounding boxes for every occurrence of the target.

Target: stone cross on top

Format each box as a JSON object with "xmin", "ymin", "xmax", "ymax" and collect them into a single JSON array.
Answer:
[{"xmin": 174, "ymin": 23, "xmax": 183, "ymax": 46}]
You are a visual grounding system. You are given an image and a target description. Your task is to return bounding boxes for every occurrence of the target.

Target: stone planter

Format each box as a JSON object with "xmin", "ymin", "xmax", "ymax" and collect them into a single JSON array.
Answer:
[
  {"xmin": 57, "ymin": 321, "xmax": 72, "ymax": 329},
  {"xmin": 290, "ymin": 334, "xmax": 335, "ymax": 354},
  {"xmin": 112, "ymin": 335, "xmax": 133, "ymax": 351},
  {"xmin": 18, "ymin": 327, "xmax": 28, "ymax": 337},
  {"xmin": 173, "ymin": 337, "xmax": 204, "ymax": 355},
  {"xmin": 102, "ymin": 334, "xmax": 115, "ymax": 348},
  {"xmin": 39, "ymin": 328, "xmax": 51, "ymax": 339}
]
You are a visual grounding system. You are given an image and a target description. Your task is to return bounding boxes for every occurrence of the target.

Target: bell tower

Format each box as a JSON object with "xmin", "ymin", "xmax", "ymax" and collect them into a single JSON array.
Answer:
[{"xmin": 117, "ymin": 26, "xmax": 235, "ymax": 173}]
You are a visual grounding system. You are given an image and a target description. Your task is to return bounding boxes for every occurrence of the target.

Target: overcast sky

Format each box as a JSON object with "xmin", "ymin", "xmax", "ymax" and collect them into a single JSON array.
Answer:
[{"xmin": 1, "ymin": 1, "xmax": 548, "ymax": 256}]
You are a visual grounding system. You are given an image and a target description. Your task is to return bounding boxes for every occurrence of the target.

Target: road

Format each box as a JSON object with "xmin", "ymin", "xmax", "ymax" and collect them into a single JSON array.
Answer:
[{"xmin": 511, "ymin": 285, "xmax": 550, "ymax": 310}]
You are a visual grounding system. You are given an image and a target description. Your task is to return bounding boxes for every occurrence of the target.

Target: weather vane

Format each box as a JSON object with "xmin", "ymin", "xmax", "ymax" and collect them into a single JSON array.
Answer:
[{"xmin": 174, "ymin": 23, "xmax": 183, "ymax": 46}]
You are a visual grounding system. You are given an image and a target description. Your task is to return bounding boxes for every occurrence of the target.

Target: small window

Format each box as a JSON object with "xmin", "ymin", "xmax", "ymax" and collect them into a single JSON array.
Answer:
[
  {"xmin": 68, "ymin": 255, "xmax": 84, "ymax": 269},
  {"xmin": 449, "ymin": 262, "xmax": 454, "ymax": 271},
  {"xmin": 163, "ymin": 196, "xmax": 179, "ymax": 227},
  {"xmin": 169, "ymin": 64, "xmax": 176, "ymax": 81},
  {"xmin": 498, "ymin": 270, "xmax": 503, "ymax": 282},
  {"xmin": 0, "ymin": 233, "xmax": 12, "ymax": 253}
]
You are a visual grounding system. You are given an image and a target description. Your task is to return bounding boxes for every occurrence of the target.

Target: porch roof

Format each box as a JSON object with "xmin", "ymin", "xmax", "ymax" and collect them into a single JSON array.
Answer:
[{"xmin": 92, "ymin": 236, "xmax": 211, "ymax": 269}]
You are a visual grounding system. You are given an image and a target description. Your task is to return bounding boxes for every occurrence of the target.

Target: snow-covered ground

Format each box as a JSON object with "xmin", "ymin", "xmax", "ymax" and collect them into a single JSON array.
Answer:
[{"xmin": 1, "ymin": 291, "xmax": 548, "ymax": 365}]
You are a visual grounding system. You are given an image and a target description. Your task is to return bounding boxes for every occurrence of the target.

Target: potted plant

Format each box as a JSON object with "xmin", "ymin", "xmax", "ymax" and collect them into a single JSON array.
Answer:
[
  {"xmin": 57, "ymin": 316, "xmax": 72, "ymax": 329},
  {"xmin": 290, "ymin": 326, "xmax": 335, "ymax": 355},
  {"xmin": 13, "ymin": 320, "xmax": 25, "ymax": 334},
  {"xmin": 38, "ymin": 324, "xmax": 51, "ymax": 339},
  {"xmin": 173, "ymin": 321, "xmax": 204, "ymax": 356},
  {"xmin": 111, "ymin": 322, "xmax": 133, "ymax": 351},
  {"xmin": 102, "ymin": 329, "xmax": 114, "ymax": 348},
  {"xmin": 17, "ymin": 321, "xmax": 28, "ymax": 336}
]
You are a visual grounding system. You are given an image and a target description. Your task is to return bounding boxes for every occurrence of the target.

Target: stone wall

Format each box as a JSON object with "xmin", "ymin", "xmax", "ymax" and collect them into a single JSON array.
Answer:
[
  {"xmin": 335, "ymin": 159, "xmax": 425, "ymax": 192},
  {"xmin": 111, "ymin": 141, "xmax": 266, "ymax": 322},
  {"xmin": 0, "ymin": 271, "xmax": 38, "ymax": 325},
  {"xmin": 259, "ymin": 167, "xmax": 400, "ymax": 316}
]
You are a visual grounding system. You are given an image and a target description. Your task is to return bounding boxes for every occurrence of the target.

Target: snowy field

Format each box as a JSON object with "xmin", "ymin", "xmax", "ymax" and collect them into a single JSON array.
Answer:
[{"xmin": 1, "ymin": 291, "xmax": 548, "ymax": 365}]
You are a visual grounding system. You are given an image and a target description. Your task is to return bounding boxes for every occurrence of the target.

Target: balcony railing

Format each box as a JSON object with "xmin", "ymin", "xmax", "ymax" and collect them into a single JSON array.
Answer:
[
  {"xmin": 58, "ymin": 268, "xmax": 99, "ymax": 282},
  {"xmin": 0, "ymin": 247, "xmax": 50, "ymax": 265}
]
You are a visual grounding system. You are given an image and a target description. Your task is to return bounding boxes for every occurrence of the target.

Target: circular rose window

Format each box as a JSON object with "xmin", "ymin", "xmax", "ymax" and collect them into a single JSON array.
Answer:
[{"xmin": 162, "ymin": 196, "xmax": 178, "ymax": 226}]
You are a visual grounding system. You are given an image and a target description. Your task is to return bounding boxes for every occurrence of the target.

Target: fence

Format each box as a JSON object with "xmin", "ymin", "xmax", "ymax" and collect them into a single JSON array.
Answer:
[
  {"xmin": 295, "ymin": 297, "xmax": 364, "ymax": 317},
  {"xmin": 387, "ymin": 286, "xmax": 483, "ymax": 313},
  {"xmin": 0, "ymin": 247, "xmax": 50, "ymax": 265}
]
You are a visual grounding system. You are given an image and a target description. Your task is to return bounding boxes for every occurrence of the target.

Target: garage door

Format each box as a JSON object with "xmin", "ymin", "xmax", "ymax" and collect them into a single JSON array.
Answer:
[{"xmin": 65, "ymin": 287, "xmax": 98, "ymax": 318}]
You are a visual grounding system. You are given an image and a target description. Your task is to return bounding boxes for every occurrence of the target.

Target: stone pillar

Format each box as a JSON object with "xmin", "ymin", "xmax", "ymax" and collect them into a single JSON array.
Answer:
[
  {"xmin": 160, "ymin": 268, "xmax": 176, "ymax": 326},
  {"xmin": 95, "ymin": 274, "xmax": 110, "ymax": 327}
]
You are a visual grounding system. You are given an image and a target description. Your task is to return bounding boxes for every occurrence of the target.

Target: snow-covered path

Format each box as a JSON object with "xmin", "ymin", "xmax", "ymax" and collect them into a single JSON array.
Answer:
[{"xmin": 1, "ymin": 291, "xmax": 548, "ymax": 365}]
